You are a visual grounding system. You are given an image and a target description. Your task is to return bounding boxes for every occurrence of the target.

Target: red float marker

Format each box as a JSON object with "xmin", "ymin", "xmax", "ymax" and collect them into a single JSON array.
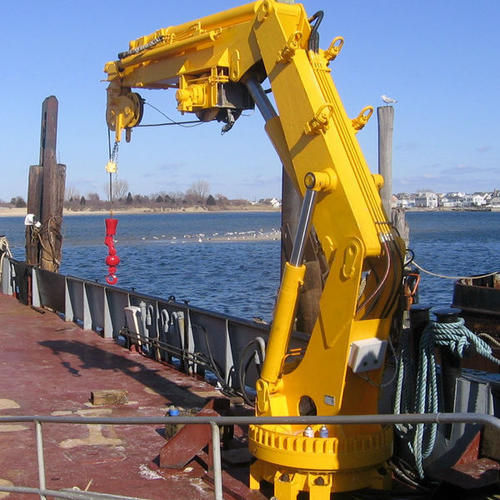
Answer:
[{"xmin": 104, "ymin": 218, "xmax": 120, "ymax": 285}]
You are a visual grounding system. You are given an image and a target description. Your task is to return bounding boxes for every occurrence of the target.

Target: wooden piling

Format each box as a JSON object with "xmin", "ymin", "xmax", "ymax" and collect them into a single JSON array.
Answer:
[
  {"xmin": 25, "ymin": 96, "xmax": 66, "ymax": 271},
  {"xmin": 377, "ymin": 105, "xmax": 409, "ymax": 245},
  {"xmin": 25, "ymin": 166, "xmax": 44, "ymax": 266},
  {"xmin": 377, "ymin": 105, "xmax": 394, "ymax": 217},
  {"xmin": 40, "ymin": 161, "xmax": 66, "ymax": 272}
]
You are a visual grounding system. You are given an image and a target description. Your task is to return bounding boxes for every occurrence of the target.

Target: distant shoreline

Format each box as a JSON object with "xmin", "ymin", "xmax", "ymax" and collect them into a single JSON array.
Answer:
[
  {"xmin": 0, "ymin": 206, "xmax": 281, "ymax": 218},
  {"xmin": 404, "ymin": 207, "xmax": 498, "ymax": 213},
  {"xmin": 0, "ymin": 205, "xmax": 497, "ymax": 219}
]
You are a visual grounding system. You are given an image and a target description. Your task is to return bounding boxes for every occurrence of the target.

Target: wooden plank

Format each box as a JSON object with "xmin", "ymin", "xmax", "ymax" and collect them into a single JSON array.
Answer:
[
  {"xmin": 482, "ymin": 424, "xmax": 500, "ymax": 461},
  {"xmin": 91, "ymin": 389, "xmax": 128, "ymax": 406}
]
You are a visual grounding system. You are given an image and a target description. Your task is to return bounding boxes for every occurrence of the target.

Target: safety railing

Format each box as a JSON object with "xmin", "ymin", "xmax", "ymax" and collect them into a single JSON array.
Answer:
[{"xmin": 0, "ymin": 413, "xmax": 498, "ymax": 500}]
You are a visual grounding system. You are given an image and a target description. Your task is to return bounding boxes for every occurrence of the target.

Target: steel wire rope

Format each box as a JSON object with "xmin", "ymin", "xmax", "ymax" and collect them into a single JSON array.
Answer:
[
  {"xmin": 136, "ymin": 121, "xmax": 203, "ymax": 127},
  {"xmin": 106, "ymin": 129, "xmax": 116, "ymax": 213},
  {"xmin": 411, "ymin": 260, "xmax": 499, "ymax": 281},
  {"xmin": 140, "ymin": 101, "xmax": 205, "ymax": 128}
]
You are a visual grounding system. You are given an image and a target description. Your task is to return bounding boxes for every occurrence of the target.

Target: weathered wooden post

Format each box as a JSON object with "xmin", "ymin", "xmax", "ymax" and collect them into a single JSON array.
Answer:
[
  {"xmin": 25, "ymin": 166, "xmax": 43, "ymax": 265},
  {"xmin": 377, "ymin": 105, "xmax": 409, "ymax": 245},
  {"xmin": 25, "ymin": 96, "xmax": 66, "ymax": 271},
  {"xmin": 377, "ymin": 105, "xmax": 394, "ymax": 216}
]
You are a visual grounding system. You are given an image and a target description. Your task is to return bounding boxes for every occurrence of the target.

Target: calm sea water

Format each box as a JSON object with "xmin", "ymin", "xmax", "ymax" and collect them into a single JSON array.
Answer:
[{"xmin": 2, "ymin": 211, "xmax": 499, "ymax": 320}]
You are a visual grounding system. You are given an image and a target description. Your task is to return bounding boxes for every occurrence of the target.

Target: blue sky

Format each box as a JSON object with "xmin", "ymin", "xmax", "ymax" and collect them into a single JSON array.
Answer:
[{"xmin": 2, "ymin": 0, "xmax": 499, "ymax": 201}]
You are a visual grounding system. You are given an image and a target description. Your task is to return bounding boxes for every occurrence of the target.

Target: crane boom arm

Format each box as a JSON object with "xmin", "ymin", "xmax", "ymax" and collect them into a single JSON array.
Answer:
[{"xmin": 104, "ymin": 1, "xmax": 405, "ymax": 494}]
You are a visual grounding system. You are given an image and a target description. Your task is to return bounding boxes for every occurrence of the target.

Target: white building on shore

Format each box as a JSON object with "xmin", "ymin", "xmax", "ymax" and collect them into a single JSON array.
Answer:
[{"xmin": 415, "ymin": 191, "xmax": 438, "ymax": 208}]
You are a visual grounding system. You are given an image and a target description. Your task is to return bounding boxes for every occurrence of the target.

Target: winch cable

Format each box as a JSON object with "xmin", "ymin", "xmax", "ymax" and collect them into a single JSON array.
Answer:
[
  {"xmin": 394, "ymin": 317, "xmax": 500, "ymax": 478},
  {"xmin": 104, "ymin": 130, "xmax": 120, "ymax": 285},
  {"xmin": 141, "ymin": 101, "xmax": 204, "ymax": 128},
  {"xmin": 107, "ymin": 129, "xmax": 116, "ymax": 215}
]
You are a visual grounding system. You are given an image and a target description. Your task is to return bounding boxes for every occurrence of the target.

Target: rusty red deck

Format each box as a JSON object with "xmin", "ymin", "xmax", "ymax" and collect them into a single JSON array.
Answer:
[{"xmin": 0, "ymin": 293, "xmax": 232, "ymax": 499}]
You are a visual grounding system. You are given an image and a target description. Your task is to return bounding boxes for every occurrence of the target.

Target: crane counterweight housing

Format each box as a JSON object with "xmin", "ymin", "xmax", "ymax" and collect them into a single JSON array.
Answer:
[{"xmin": 104, "ymin": 1, "xmax": 406, "ymax": 498}]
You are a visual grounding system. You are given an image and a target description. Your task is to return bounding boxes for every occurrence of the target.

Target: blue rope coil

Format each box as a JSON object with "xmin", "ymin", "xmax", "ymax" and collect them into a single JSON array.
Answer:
[{"xmin": 394, "ymin": 317, "xmax": 499, "ymax": 478}]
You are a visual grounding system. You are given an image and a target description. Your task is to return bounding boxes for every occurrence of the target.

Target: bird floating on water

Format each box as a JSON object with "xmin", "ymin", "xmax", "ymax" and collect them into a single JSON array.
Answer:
[{"xmin": 381, "ymin": 94, "xmax": 398, "ymax": 104}]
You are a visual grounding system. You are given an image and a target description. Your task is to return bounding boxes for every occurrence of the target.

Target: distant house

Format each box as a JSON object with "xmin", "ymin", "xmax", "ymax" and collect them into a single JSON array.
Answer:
[
  {"xmin": 464, "ymin": 194, "xmax": 486, "ymax": 206},
  {"xmin": 394, "ymin": 197, "xmax": 409, "ymax": 208},
  {"xmin": 415, "ymin": 192, "xmax": 438, "ymax": 208},
  {"xmin": 394, "ymin": 192, "xmax": 415, "ymax": 208},
  {"xmin": 439, "ymin": 197, "xmax": 454, "ymax": 208},
  {"xmin": 490, "ymin": 196, "xmax": 500, "ymax": 209},
  {"xmin": 444, "ymin": 192, "xmax": 465, "ymax": 207},
  {"xmin": 270, "ymin": 197, "xmax": 281, "ymax": 208}
]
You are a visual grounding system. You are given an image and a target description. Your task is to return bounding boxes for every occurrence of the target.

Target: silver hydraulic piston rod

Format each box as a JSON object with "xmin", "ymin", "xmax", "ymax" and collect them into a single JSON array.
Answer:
[
  {"xmin": 245, "ymin": 77, "xmax": 278, "ymax": 121},
  {"xmin": 290, "ymin": 188, "xmax": 317, "ymax": 266}
]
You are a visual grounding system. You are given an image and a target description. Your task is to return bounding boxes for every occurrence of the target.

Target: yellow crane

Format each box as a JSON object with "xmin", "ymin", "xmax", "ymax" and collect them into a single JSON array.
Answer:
[{"xmin": 104, "ymin": 1, "xmax": 405, "ymax": 497}]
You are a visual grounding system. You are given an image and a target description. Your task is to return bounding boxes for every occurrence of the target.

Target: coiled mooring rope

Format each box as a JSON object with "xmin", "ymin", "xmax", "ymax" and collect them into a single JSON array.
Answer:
[{"xmin": 395, "ymin": 318, "xmax": 500, "ymax": 478}]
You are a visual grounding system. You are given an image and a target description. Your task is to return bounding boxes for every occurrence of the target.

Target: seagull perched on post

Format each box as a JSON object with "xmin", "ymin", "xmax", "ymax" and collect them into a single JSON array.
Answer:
[{"xmin": 381, "ymin": 94, "xmax": 398, "ymax": 104}]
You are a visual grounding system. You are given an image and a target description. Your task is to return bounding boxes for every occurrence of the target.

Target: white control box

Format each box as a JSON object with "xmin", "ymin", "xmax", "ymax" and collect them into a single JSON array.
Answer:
[{"xmin": 348, "ymin": 338, "xmax": 387, "ymax": 373}]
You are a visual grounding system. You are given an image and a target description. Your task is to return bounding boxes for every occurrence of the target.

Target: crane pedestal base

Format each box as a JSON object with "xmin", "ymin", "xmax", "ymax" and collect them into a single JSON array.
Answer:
[{"xmin": 249, "ymin": 459, "xmax": 391, "ymax": 500}]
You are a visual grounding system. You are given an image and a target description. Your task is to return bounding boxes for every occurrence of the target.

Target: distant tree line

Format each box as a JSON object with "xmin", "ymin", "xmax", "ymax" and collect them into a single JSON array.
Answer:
[
  {"xmin": 61, "ymin": 179, "xmax": 266, "ymax": 211},
  {"xmin": 1, "ymin": 179, "xmax": 278, "ymax": 211}
]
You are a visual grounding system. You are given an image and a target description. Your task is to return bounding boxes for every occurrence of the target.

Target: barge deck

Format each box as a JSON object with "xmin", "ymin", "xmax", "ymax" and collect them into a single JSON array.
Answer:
[{"xmin": 0, "ymin": 293, "xmax": 238, "ymax": 499}]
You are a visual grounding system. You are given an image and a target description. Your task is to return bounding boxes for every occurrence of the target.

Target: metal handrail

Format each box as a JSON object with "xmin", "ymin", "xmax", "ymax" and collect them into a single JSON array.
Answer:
[
  {"xmin": 0, "ymin": 486, "xmax": 145, "ymax": 500},
  {"xmin": 0, "ymin": 412, "xmax": 499, "ymax": 427},
  {"xmin": 0, "ymin": 412, "xmax": 498, "ymax": 500}
]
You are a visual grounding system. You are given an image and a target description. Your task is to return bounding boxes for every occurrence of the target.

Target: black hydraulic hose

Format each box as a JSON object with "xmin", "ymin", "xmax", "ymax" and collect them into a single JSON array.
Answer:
[
  {"xmin": 379, "ymin": 239, "xmax": 406, "ymax": 319},
  {"xmin": 201, "ymin": 326, "xmax": 239, "ymax": 398},
  {"xmin": 357, "ymin": 240, "xmax": 392, "ymax": 315},
  {"xmin": 308, "ymin": 11, "xmax": 324, "ymax": 52},
  {"xmin": 238, "ymin": 338, "xmax": 264, "ymax": 406}
]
